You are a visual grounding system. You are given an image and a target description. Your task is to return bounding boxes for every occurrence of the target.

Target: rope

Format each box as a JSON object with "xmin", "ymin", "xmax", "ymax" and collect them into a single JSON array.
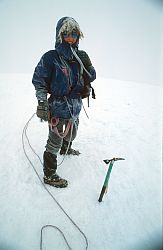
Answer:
[
  {"xmin": 40, "ymin": 225, "xmax": 72, "ymax": 250},
  {"xmin": 57, "ymin": 118, "xmax": 74, "ymax": 167},
  {"xmin": 22, "ymin": 113, "xmax": 89, "ymax": 250},
  {"xmin": 70, "ymin": 47, "xmax": 92, "ymax": 78},
  {"xmin": 82, "ymin": 102, "xmax": 89, "ymax": 119},
  {"xmin": 49, "ymin": 117, "xmax": 72, "ymax": 139}
]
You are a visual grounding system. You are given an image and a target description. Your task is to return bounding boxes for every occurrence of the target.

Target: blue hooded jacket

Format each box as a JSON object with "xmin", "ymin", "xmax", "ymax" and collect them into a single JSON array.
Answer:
[{"xmin": 32, "ymin": 17, "xmax": 96, "ymax": 119}]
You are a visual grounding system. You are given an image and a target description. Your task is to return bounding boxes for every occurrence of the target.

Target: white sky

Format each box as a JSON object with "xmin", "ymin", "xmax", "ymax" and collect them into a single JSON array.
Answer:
[{"xmin": 0, "ymin": 0, "xmax": 162, "ymax": 84}]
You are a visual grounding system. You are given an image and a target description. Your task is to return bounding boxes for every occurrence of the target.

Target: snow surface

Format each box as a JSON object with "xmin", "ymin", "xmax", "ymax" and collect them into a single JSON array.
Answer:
[{"xmin": 0, "ymin": 74, "xmax": 162, "ymax": 250}]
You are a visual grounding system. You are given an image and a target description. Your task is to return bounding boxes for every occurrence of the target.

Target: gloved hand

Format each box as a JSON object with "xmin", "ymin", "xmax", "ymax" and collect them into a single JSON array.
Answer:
[{"xmin": 36, "ymin": 100, "xmax": 49, "ymax": 121}]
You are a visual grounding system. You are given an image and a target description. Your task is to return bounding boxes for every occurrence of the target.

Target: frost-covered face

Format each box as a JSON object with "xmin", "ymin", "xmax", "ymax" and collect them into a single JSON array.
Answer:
[{"xmin": 62, "ymin": 30, "xmax": 79, "ymax": 45}]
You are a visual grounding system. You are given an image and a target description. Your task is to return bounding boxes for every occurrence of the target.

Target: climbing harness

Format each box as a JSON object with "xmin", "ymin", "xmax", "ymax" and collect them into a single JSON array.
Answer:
[{"xmin": 22, "ymin": 113, "xmax": 88, "ymax": 250}]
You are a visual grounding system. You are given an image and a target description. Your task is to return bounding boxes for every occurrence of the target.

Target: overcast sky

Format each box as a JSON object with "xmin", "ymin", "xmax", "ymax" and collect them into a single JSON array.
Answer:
[{"xmin": 0, "ymin": 0, "xmax": 162, "ymax": 84}]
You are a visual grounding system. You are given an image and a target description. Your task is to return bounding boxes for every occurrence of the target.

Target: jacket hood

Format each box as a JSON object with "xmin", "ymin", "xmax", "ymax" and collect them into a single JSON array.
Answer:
[{"xmin": 55, "ymin": 17, "xmax": 84, "ymax": 48}]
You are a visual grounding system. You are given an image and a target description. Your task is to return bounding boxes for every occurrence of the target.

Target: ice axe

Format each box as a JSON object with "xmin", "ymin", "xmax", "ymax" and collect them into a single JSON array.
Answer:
[{"xmin": 98, "ymin": 157, "xmax": 125, "ymax": 202}]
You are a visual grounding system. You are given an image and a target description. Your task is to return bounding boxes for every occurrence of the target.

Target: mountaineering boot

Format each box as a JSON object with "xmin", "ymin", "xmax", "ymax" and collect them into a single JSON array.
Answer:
[
  {"xmin": 44, "ymin": 174, "xmax": 68, "ymax": 188},
  {"xmin": 43, "ymin": 151, "xmax": 68, "ymax": 188},
  {"xmin": 60, "ymin": 139, "xmax": 80, "ymax": 156}
]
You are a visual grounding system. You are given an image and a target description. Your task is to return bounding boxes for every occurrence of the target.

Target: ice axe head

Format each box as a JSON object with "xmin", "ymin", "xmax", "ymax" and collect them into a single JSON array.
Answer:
[{"xmin": 103, "ymin": 158, "xmax": 125, "ymax": 164}]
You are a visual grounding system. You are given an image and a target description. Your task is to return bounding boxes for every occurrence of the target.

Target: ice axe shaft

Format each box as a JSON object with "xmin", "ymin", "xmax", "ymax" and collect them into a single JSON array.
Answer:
[
  {"xmin": 98, "ymin": 158, "xmax": 125, "ymax": 202},
  {"xmin": 98, "ymin": 161, "xmax": 114, "ymax": 202}
]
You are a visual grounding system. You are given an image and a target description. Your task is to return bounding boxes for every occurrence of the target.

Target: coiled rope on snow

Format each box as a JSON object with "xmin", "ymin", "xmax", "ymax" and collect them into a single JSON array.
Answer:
[{"xmin": 22, "ymin": 113, "xmax": 88, "ymax": 250}]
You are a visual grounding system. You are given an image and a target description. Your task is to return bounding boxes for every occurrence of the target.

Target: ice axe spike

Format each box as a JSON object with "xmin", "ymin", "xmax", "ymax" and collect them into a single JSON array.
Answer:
[{"xmin": 98, "ymin": 157, "xmax": 125, "ymax": 202}]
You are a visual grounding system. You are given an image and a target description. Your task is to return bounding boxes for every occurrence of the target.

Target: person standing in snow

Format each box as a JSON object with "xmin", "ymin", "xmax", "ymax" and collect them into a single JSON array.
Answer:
[{"xmin": 32, "ymin": 17, "xmax": 96, "ymax": 188}]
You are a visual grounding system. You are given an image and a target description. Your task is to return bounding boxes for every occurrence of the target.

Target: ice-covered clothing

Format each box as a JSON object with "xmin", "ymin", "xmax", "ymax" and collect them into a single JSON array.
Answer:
[
  {"xmin": 32, "ymin": 17, "xmax": 96, "ymax": 119},
  {"xmin": 32, "ymin": 16, "xmax": 96, "ymax": 163}
]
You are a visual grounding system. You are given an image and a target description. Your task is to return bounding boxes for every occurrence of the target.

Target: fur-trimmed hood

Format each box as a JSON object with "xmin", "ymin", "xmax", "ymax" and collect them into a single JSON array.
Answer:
[{"xmin": 55, "ymin": 17, "xmax": 84, "ymax": 45}]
